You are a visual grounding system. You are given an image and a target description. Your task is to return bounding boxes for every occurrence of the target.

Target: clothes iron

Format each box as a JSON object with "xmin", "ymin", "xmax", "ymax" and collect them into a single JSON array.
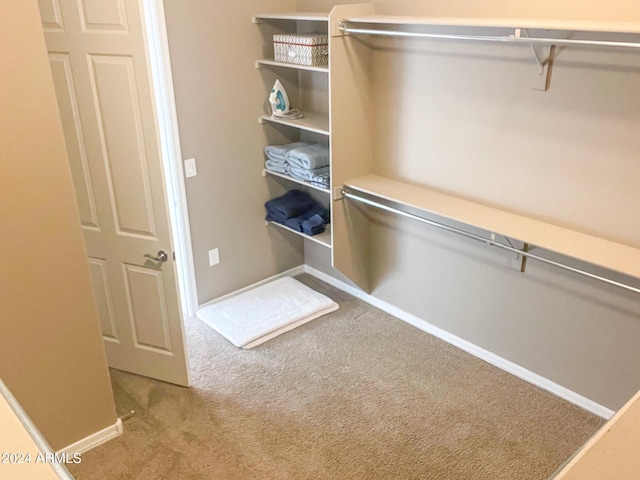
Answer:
[{"xmin": 269, "ymin": 79, "xmax": 303, "ymax": 119}]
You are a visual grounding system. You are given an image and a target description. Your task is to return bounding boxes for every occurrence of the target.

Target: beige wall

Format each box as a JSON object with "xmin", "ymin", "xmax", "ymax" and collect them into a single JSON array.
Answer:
[
  {"xmin": 164, "ymin": 0, "xmax": 307, "ymax": 304},
  {"xmin": 303, "ymin": 0, "xmax": 640, "ymax": 411},
  {"xmin": 0, "ymin": 0, "xmax": 116, "ymax": 450}
]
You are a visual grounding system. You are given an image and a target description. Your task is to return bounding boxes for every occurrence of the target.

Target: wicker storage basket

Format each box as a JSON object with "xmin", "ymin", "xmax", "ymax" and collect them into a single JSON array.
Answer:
[{"xmin": 273, "ymin": 33, "xmax": 328, "ymax": 66}]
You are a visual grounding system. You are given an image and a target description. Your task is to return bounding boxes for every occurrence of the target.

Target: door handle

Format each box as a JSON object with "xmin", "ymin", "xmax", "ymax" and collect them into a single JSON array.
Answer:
[{"xmin": 144, "ymin": 250, "xmax": 169, "ymax": 263}]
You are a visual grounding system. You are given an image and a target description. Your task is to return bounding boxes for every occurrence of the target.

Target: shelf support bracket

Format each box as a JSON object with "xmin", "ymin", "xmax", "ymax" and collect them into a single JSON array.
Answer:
[
  {"xmin": 495, "ymin": 234, "xmax": 529, "ymax": 271},
  {"xmin": 521, "ymin": 243, "xmax": 529, "ymax": 273},
  {"xmin": 514, "ymin": 29, "xmax": 554, "ymax": 92},
  {"xmin": 502, "ymin": 235, "xmax": 516, "ymax": 250}
]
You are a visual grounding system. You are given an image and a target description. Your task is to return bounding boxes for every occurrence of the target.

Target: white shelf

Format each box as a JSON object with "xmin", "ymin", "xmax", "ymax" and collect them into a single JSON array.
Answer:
[
  {"xmin": 267, "ymin": 221, "xmax": 332, "ymax": 248},
  {"xmin": 345, "ymin": 174, "xmax": 640, "ymax": 280},
  {"xmin": 256, "ymin": 59, "xmax": 328, "ymax": 73},
  {"xmin": 263, "ymin": 169, "xmax": 330, "ymax": 193},
  {"xmin": 259, "ymin": 112, "xmax": 329, "ymax": 135},
  {"xmin": 341, "ymin": 15, "xmax": 640, "ymax": 34},
  {"xmin": 253, "ymin": 12, "xmax": 328, "ymax": 23}
]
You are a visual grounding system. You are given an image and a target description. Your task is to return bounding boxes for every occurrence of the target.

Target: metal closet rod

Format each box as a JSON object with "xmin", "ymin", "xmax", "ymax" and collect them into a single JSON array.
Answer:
[
  {"xmin": 338, "ymin": 23, "xmax": 640, "ymax": 50},
  {"xmin": 340, "ymin": 187, "xmax": 640, "ymax": 295}
]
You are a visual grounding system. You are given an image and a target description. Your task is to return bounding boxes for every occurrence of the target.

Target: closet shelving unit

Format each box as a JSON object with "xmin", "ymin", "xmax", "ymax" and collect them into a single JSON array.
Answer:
[
  {"xmin": 254, "ymin": 5, "xmax": 640, "ymax": 293},
  {"xmin": 330, "ymin": 10, "xmax": 640, "ymax": 292},
  {"xmin": 253, "ymin": 11, "xmax": 332, "ymax": 249}
]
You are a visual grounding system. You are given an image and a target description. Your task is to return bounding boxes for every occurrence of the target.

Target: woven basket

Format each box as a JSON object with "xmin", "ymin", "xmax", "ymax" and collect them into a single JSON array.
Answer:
[{"xmin": 273, "ymin": 34, "xmax": 328, "ymax": 66}]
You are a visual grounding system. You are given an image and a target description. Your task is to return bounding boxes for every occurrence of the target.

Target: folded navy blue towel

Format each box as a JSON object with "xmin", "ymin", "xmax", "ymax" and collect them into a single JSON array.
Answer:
[
  {"xmin": 265, "ymin": 190, "xmax": 317, "ymax": 223},
  {"xmin": 265, "ymin": 213, "xmax": 286, "ymax": 225},
  {"xmin": 301, "ymin": 214, "xmax": 326, "ymax": 236},
  {"xmin": 284, "ymin": 204, "xmax": 329, "ymax": 232}
]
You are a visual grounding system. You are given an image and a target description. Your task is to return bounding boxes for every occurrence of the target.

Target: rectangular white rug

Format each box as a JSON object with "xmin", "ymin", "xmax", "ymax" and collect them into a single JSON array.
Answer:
[{"xmin": 196, "ymin": 276, "xmax": 339, "ymax": 349}]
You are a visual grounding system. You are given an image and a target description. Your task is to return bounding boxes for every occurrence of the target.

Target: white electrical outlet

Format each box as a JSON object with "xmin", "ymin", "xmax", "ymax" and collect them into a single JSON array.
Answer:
[
  {"xmin": 184, "ymin": 158, "xmax": 197, "ymax": 178},
  {"xmin": 208, "ymin": 248, "xmax": 220, "ymax": 266}
]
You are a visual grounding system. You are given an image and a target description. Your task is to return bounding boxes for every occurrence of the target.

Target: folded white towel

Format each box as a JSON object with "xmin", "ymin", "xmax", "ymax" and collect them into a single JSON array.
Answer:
[
  {"xmin": 265, "ymin": 159, "xmax": 288, "ymax": 174},
  {"xmin": 286, "ymin": 143, "xmax": 329, "ymax": 170},
  {"xmin": 265, "ymin": 142, "xmax": 311, "ymax": 162}
]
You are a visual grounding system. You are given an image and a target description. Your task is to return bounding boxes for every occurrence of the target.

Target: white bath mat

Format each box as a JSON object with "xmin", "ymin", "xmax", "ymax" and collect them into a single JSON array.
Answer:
[{"xmin": 196, "ymin": 277, "xmax": 339, "ymax": 349}]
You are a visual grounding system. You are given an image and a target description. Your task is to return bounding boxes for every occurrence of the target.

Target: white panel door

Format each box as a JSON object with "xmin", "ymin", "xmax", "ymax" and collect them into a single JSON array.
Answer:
[{"xmin": 40, "ymin": 0, "xmax": 189, "ymax": 386}]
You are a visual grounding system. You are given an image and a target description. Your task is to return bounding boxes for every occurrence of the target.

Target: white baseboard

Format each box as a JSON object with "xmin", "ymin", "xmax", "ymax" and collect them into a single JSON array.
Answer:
[
  {"xmin": 57, "ymin": 418, "xmax": 123, "ymax": 455},
  {"xmin": 304, "ymin": 265, "xmax": 615, "ymax": 420},
  {"xmin": 197, "ymin": 265, "xmax": 306, "ymax": 311}
]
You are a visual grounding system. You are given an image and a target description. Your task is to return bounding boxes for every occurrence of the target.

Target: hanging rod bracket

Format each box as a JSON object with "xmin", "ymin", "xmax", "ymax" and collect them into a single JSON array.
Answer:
[
  {"xmin": 491, "ymin": 233, "xmax": 529, "ymax": 270},
  {"xmin": 502, "ymin": 235, "xmax": 516, "ymax": 250},
  {"xmin": 514, "ymin": 28, "xmax": 553, "ymax": 91},
  {"xmin": 521, "ymin": 243, "xmax": 530, "ymax": 273}
]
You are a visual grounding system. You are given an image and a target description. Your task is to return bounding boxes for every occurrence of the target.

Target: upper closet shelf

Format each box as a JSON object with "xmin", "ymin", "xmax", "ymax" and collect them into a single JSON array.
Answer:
[
  {"xmin": 253, "ymin": 12, "xmax": 328, "ymax": 23},
  {"xmin": 339, "ymin": 16, "xmax": 640, "ymax": 50},
  {"xmin": 340, "ymin": 16, "xmax": 640, "ymax": 34},
  {"xmin": 343, "ymin": 175, "xmax": 640, "ymax": 293}
]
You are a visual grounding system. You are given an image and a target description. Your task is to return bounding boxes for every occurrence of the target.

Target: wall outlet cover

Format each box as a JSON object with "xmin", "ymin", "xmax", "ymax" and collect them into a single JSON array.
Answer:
[
  {"xmin": 208, "ymin": 248, "xmax": 220, "ymax": 266},
  {"xmin": 184, "ymin": 158, "xmax": 197, "ymax": 178}
]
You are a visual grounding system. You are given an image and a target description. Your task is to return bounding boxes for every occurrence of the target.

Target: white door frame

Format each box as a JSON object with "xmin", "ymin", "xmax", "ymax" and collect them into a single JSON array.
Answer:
[{"xmin": 141, "ymin": 0, "xmax": 198, "ymax": 317}]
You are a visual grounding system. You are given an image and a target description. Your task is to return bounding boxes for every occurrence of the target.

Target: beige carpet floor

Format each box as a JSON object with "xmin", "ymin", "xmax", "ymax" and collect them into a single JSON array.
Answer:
[{"xmin": 68, "ymin": 275, "xmax": 603, "ymax": 480}]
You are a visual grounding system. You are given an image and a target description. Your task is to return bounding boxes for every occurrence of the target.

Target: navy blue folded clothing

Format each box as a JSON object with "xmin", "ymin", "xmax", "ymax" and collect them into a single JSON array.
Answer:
[
  {"xmin": 302, "ymin": 214, "xmax": 326, "ymax": 236},
  {"xmin": 265, "ymin": 214, "xmax": 285, "ymax": 225},
  {"xmin": 284, "ymin": 204, "xmax": 329, "ymax": 232},
  {"xmin": 265, "ymin": 189, "xmax": 317, "ymax": 223}
]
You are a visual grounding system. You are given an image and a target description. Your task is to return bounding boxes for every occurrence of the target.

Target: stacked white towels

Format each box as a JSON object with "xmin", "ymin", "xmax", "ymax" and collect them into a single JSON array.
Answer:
[
  {"xmin": 264, "ymin": 142, "xmax": 330, "ymax": 189},
  {"xmin": 264, "ymin": 142, "xmax": 309, "ymax": 174}
]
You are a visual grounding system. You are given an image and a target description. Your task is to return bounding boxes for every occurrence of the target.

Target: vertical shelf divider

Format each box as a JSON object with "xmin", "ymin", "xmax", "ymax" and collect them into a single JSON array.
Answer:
[{"xmin": 328, "ymin": 3, "xmax": 375, "ymax": 292}]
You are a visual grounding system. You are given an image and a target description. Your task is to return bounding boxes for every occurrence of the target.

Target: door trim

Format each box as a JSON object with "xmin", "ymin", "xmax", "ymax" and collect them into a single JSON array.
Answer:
[{"xmin": 141, "ymin": 0, "xmax": 198, "ymax": 317}]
